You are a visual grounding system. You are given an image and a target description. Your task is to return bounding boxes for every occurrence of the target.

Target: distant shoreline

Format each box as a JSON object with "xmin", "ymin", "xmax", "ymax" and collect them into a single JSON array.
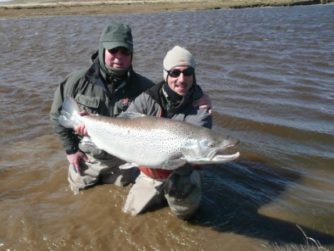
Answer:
[{"xmin": 1, "ymin": 0, "xmax": 333, "ymax": 18}]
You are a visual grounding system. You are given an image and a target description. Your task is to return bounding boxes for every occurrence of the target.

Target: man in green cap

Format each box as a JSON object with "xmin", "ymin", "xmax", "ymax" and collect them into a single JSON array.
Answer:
[{"xmin": 50, "ymin": 23, "xmax": 154, "ymax": 194}]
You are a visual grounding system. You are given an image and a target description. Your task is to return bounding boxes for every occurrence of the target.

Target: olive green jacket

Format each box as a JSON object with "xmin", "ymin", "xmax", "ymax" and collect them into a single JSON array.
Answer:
[{"xmin": 50, "ymin": 55, "xmax": 154, "ymax": 154}]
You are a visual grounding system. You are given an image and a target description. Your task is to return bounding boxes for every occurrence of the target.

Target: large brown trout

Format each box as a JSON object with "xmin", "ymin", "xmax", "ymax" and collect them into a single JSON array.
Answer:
[{"xmin": 59, "ymin": 97, "xmax": 240, "ymax": 169}]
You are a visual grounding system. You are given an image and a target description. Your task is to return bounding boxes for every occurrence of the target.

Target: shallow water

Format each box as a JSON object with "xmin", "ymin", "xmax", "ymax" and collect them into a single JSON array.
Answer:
[{"xmin": 1, "ymin": 4, "xmax": 334, "ymax": 251}]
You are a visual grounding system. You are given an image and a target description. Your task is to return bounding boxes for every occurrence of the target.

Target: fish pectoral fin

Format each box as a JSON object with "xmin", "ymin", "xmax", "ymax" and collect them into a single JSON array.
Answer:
[
  {"xmin": 119, "ymin": 162, "xmax": 139, "ymax": 169},
  {"xmin": 120, "ymin": 112, "xmax": 146, "ymax": 119},
  {"xmin": 161, "ymin": 158, "xmax": 187, "ymax": 170}
]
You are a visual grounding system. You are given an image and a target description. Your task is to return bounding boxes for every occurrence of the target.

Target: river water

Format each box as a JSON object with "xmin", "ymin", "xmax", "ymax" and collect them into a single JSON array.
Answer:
[{"xmin": 1, "ymin": 4, "xmax": 334, "ymax": 251}]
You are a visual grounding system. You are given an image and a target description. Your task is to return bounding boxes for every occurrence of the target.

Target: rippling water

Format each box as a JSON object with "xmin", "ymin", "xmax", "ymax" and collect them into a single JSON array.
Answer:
[{"xmin": 1, "ymin": 4, "xmax": 334, "ymax": 250}]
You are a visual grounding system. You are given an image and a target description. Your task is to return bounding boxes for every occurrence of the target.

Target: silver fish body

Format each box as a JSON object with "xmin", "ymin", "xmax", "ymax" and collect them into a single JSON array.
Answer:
[{"xmin": 59, "ymin": 97, "xmax": 240, "ymax": 170}]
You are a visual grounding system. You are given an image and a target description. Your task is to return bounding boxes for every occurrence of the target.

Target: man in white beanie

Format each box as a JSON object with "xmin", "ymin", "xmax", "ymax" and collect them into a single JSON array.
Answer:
[{"xmin": 122, "ymin": 45, "xmax": 213, "ymax": 219}]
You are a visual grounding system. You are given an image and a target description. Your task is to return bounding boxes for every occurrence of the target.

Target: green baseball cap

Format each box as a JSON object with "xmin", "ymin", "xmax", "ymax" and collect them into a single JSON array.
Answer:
[{"xmin": 100, "ymin": 23, "xmax": 133, "ymax": 52}]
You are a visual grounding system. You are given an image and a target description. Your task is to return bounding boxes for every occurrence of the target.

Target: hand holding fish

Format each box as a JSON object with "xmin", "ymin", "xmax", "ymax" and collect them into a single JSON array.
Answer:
[
  {"xmin": 66, "ymin": 150, "xmax": 88, "ymax": 174},
  {"xmin": 74, "ymin": 124, "xmax": 88, "ymax": 136},
  {"xmin": 73, "ymin": 110, "xmax": 89, "ymax": 136}
]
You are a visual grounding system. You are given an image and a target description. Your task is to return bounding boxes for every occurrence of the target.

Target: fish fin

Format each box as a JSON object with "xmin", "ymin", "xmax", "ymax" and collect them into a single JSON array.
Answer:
[
  {"xmin": 81, "ymin": 136, "xmax": 97, "ymax": 148},
  {"xmin": 58, "ymin": 113, "xmax": 75, "ymax": 128},
  {"xmin": 161, "ymin": 159, "xmax": 187, "ymax": 170},
  {"xmin": 120, "ymin": 112, "xmax": 146, "ymax": 119},
  {"xmin": 119, "ymin": 162, "xmax": 139, "ymax": 169},
  {"xmin": 58, "ymin": 97, "xmax": 82, "ymax": 128}
]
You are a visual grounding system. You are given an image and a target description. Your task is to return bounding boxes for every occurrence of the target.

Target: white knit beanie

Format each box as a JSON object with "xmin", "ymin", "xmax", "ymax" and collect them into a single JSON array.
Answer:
[{"xmin": 163, "ymin": 45, "xmax": 196, "ymax": 81}]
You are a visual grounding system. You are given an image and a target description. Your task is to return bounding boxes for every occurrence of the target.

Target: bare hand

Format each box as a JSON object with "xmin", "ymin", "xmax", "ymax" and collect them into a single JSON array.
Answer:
[
  {"xmin": 73, "ymin": 110, "xmax": 89, "ymax": 136},
  {"xmin": 66, "ymin": 151, "xmax": 89, "ymax": 174},
  {"xmin": 74, "ymin": 123, "xmax": 88, "ymax": 136},
  {"xmin": 193, "ymin": 93, "xmax": 212, "ymax": 111}
]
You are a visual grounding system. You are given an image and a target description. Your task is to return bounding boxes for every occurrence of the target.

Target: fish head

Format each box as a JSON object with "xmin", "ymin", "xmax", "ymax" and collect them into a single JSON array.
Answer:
[
  {"xmin": 182, "ymin": 131, "xmax": 240, "ymax": 165},
  {"xmin": 205, "ymin": 134, "xmax": 240, "ymax": 163}
]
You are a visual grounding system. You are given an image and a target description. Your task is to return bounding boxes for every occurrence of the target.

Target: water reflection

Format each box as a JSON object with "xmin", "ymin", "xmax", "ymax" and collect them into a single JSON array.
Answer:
[{"xmin": 194, "ymin": 162, "xmax": 334, "ymax": 246}]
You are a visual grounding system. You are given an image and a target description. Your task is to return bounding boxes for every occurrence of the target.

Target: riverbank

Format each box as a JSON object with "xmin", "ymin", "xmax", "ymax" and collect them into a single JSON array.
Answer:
[{"xmin": 0, "ymin": 0, "xmax": 333, "ymax": 18}]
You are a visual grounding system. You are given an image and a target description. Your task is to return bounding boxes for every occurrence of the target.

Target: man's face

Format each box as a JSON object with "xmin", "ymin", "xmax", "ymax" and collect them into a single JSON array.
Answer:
[
  {"xmin": 104, "ymin": 47, "xmax": 132, "ymax": 69},
  {"xmin": 167, "ymin": 66, "xmax": 194, "ymax": 96}
]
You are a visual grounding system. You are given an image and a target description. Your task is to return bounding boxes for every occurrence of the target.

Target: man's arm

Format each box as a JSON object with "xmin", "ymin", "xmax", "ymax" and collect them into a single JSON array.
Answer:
[{"xmin": 49, "ymin": 75, "xmax": 81, "ymax": 154}]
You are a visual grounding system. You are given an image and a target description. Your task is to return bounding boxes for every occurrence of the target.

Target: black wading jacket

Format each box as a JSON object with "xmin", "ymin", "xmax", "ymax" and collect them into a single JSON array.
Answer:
[{"xmin": 50, "ymin": 53, "xmax": 154, "ymax": 154}]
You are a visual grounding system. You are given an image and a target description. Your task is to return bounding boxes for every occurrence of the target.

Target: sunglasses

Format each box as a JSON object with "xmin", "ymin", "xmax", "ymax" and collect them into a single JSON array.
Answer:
[
  {"xmin": 167, "ymin": 67, "xmax": 195, "ymax": 78},
  {"xmin": 107, "ymin": 47, "xmax": 131, "ymax": 56}
]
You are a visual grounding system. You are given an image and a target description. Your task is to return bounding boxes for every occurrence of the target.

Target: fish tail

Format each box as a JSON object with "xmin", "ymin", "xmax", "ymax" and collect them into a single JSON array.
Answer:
[{"xmin": 58, "ymin": 97, "xmax": 82, "ymax": 128}]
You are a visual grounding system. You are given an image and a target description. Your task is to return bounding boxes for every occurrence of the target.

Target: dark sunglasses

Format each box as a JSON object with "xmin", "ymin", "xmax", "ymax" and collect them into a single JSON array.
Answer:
[
  {"xmin": 167, "ymin": 67, "xmax": 194, "ymax": 78},
  {"xmin": 107, "ymin": 47, "xmax": 131, "ymax": 56}
]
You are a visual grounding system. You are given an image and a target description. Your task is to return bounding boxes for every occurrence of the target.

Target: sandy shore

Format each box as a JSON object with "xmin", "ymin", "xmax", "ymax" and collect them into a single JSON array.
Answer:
[{"xmin": 0, "ymin": 0, "xmax": 332, "ymax": 18}]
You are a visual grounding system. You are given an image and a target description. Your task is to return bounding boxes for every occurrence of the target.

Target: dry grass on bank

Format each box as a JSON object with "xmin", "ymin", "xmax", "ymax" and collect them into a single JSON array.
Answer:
[{"xmin": 0, "ymin": 0, "xmax": 331, "ymax": 18}]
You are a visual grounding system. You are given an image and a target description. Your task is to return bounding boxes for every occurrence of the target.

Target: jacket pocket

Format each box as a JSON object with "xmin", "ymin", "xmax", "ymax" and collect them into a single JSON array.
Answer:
[{"xmin": 75, "ymin": 94, "xmax": 101, "ymax": 112}]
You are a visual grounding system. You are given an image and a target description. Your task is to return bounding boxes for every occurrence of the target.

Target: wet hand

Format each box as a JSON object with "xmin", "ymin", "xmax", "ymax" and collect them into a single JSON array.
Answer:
[
  {"xmin": 74, "ymin": 123, "xmax": 88, "ymax": 136},
  {"xmin": 66, "ymin": 151, "xmax": 88, "ymax": 174},
  {"xmin": 73, "ymin": 110, "xmax": 90, "ymax": 136},
  {"xmin": 193, "ymin": 94, "xmax": 212, "ymax": 114}
]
